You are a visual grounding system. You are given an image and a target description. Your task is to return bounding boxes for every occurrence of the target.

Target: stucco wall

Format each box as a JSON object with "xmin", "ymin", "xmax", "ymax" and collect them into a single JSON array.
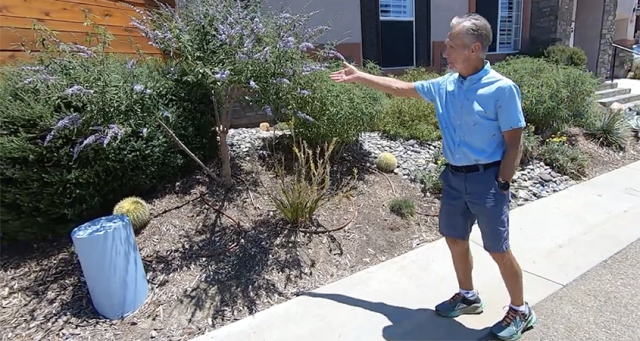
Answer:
[
  {"xmin": 613, "ymin": 17, "xmax": 636, "ymax": 41},
  {"xmin": 265, "ymin": 0, "xmax": 361, "ymax": 43},
  {"xmin": 431, "ymin": 0, "xmax": 469, "ymax": 42}
]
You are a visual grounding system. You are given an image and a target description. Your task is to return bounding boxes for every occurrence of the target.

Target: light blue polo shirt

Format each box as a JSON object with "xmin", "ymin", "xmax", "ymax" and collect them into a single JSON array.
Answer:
[{"xmin": 414, "ymin": 61, "xmax": 525, "ymax": 166}]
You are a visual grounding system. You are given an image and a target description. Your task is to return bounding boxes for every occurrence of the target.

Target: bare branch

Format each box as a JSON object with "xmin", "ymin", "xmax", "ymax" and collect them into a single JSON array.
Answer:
[{"xmin": 156, "ymin": 118, "xmax": 220, "ymax": 182}]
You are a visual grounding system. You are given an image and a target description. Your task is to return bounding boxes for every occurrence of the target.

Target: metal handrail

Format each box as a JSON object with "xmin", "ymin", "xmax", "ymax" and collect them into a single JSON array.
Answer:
[
  {"xmin": 609, "ymin": 43, "xmax": 640, "ymax": 81},
  {"xmin": 612, "ymin": 43, "xmax": 640, "ymax": 55}
]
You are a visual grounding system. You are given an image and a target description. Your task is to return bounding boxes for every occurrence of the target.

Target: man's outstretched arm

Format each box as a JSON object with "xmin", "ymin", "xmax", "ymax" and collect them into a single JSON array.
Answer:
[
  {"xmin": 355, "ymin": 72, "xmax": 422, "ymax": 98},
  {"xmin": 330, "ymin": 62, "xmax": 436, "ymax": 100}
]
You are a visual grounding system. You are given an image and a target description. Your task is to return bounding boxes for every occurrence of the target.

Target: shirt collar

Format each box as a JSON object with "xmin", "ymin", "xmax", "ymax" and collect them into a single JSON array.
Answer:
[{"xmin": 457, "ymin": 60, "xmax": 491, "ymax": 86}]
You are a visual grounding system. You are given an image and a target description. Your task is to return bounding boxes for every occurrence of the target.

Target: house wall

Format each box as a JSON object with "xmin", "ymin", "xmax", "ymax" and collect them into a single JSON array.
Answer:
[
  {"xmin": 431, "ymin": 1, "xmax": 468, "ymax": 42},
  {"xmin": 597, "ymin": 0, "xmax": 619, "ymax": 78},
  {"xmin": 613, "ymin": 16, "xmax": 637, "ymax": 41},
  {"xmin": 0, "ymin": 0, "xmax": 170, "ymax": 64},
  {"xmin": 265, "ymin": 0, "xmax": 363, "ymax": 64},
  {"xmin": 529, "ymin": 0, "xmax": 575, "ymax": 48},
  {"xmin": 530, "ymin": 0, "xmax": 618, "ymax": 78}
]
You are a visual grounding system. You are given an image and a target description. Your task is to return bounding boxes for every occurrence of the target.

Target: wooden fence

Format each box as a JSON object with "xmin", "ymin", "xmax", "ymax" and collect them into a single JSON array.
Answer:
[{"xmin": 0, "ymin": 0, "xmax": 175, "ymax": 64}]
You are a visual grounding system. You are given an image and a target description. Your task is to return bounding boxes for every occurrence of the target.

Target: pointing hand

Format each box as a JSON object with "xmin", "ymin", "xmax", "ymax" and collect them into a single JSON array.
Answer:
[{"xmin": 329, "ymin": 62, "xmax": 361, "ymax": 83}]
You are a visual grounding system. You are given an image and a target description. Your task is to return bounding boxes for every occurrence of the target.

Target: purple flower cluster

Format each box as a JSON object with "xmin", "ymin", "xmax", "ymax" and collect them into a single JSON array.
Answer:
[
  {"xmin": 301, "ymin": 63, "xmax": 328, "ymax": 75},
  {"xmin": 214, "ymin": 70, "xmax": 230, "ymax": 81},
  {"xmin": 20, "ymin": 66, "xmax": 58, "ymax": 85},
  {"xmin": 72, "ymin": 124, "xmax": 124, "ymax": 159},
  {"xmin": 295, "ymin": 111, "xmax": 314, "ymax": 123},
  {"xmin": 43, "ymin": 113, "xmax": 126, "ymax": 159},
  {"xmin": 69, "ymin": 43, "xmax": 96, "ymax": 58},
  {"xmin": 44, "ymin": 113, "xmax": 82, "ymax": 146},
  {"xmin": 64, "ymin": 85, "xmax": 94, "ymax": 96},
  {"xmin": 22, "ymin": 75, "xmax": 58, "ymax": 85},
  {"xmin": 133, "ymin": 84, "xmax": 152, "ymax": 94}
]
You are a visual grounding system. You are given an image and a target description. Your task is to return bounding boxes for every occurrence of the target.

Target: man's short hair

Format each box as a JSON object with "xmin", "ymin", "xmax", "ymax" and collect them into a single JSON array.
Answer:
[{"xmin": 450, "ymin": 14, "xmax": 493, "ymax": 57}]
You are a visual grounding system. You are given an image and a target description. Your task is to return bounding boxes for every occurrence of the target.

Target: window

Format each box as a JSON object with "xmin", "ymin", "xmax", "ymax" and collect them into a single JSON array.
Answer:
[
  {"xmin": 378, "ymin": 0, "xmax": 416, "ymax": 67},
  {"xmin": 379, "ymin": 0, "xmax": 414, "ymax": 19},
  {"xmin": 476, "ymin": 0, "xmax": 524, "ymax": 53}
]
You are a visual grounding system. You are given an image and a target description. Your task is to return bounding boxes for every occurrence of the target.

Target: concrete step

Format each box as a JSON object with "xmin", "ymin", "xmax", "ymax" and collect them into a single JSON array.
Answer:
[
  {"xmin": 598, "ymin": 92, "xmax": 640, "ymax": 107},
  {"xmin": 598, "ymin": 81, "xmax": 619, "ymax": 91},
  {"xmin": 620, "ymin": 100, "xmax": 640, "ymax": 110},
  {"xmin": 595, "ymin": 87, "xmax": 631, "ymax": 100}
]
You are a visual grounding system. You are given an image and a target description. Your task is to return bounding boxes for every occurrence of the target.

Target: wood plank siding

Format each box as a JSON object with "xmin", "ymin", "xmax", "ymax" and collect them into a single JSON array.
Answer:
[{"xmin": 0, "ymin": 0, "xmax": 174, "ymax": 64}]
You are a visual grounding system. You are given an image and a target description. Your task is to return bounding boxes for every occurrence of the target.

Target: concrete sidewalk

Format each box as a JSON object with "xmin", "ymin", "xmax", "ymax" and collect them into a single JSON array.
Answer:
[
  {"xmin": 525, "ymin": 238, "xmax": 640, "ymax": 341},
  {"xmin": 192, "ymin": 161, "xmax": 640, "ymax": 341}
]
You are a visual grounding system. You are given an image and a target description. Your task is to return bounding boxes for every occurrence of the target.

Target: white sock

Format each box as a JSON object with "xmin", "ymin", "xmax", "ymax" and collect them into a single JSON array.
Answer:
[
  {"xmin": 459, "ymin": 289, "xmax": 477, "ymax": 299},
  {"xmin": 510, "ymin": 303, "xmax": 529, "ymax": 314}
]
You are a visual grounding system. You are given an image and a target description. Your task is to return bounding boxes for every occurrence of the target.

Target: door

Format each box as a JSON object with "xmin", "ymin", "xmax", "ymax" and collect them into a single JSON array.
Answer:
[{"xmin": 379, "ymin": 0, "xmax": 415, "ymax": 68}]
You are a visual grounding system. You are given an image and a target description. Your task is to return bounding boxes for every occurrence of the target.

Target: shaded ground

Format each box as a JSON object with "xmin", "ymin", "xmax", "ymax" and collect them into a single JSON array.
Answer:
[{"xmin": 2, "ymin": 129, "xmax": 640, "ymax": 341}]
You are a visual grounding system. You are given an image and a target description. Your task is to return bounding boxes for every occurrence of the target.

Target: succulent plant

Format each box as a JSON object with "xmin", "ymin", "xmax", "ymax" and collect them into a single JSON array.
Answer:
[
  {"xmin": 376, "ymin": 152, "xmax": 397, "ymax": 173},
  {"xmin": 113, "ymin": 196, "xmax": 151, "ymax": 231}
]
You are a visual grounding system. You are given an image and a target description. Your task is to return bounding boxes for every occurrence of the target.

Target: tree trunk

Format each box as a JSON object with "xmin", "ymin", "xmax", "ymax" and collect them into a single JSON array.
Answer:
[
  {"xmin": 212, "ymin": 87, "xmax": 237, "ymax": 187},
  {"xmin": 218, "ymin": 128, "xmax": 233, "ymax": 186}
]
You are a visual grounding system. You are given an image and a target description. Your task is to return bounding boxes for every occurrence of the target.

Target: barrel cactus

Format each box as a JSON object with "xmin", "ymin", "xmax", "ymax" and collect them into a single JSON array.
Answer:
[
  {"xmin": 376, "ymin": 152, "xmax": 398, "ymax": 173},
  {"xmin": 113, "ymin": 196, "xmax": 151, "ymax": 231}
]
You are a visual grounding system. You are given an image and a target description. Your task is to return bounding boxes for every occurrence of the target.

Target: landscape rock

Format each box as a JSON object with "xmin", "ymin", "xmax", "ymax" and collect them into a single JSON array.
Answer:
[{"xmin": 225, "ymin": 128, "xmax": 579, "ymax": 206}]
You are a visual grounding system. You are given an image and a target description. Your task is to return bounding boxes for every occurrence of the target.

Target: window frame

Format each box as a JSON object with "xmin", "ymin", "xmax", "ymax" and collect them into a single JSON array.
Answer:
[
  {"xmin": 378, "ymin": 0, "xmax": 417, "ymax": 68},
  {"xmin": 486, "ymin": 0, "xmax": 524, "ymax": 54}
]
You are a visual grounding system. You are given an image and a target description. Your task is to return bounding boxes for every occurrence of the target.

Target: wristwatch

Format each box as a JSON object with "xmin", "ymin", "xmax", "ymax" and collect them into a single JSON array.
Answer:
[{"xmin": 497, "ymin": 179, "xmax": 510, "ymax": 192}]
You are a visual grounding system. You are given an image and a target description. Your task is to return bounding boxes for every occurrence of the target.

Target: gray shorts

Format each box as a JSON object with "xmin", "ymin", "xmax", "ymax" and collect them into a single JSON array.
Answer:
[{"xmin": 438, "ymin": 162, "xmax": 510, "ymax": 253}]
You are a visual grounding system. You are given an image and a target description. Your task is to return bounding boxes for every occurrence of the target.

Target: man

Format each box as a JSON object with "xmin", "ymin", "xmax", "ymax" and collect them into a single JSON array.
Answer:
[{"xmin": 329, "ymin": 13, "xmax": 536, "ymax": 341}]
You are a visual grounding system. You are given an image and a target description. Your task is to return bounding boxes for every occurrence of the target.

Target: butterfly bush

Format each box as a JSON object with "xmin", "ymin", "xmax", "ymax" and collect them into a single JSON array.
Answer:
[
  {"xmin": 130, "ymin": 0, "xmax": 342, "ymax": 113},
  {"xmin": 129, "ymin": 0, "xmax": 345, "ymax": 184},
  {"xmin": 1, "ymin": 20, "xmax": 218, "ymax": 240}
]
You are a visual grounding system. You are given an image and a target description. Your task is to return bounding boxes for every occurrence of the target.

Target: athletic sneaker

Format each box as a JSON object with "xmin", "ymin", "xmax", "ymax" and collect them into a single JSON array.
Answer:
[
  {"xmin": 490, "ymin": 303, "xmax": 538, "ymax": 341},
  {"xmin": 435, "ymin": 292, "xmax": 485, "ymax": 317}
]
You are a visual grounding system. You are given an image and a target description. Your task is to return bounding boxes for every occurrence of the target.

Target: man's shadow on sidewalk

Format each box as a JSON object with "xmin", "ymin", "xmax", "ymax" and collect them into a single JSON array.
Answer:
[{"xmin": 304, "ymin": 292, "xmax": 495, "ymax": 341}]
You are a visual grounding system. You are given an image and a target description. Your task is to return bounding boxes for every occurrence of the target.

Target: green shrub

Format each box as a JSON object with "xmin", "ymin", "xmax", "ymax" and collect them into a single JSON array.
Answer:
[
  {"xmin": 521, "ymin": 124, "xmax": 541, "ymax": 164},
  {"xmin": 394, "ymin": 67, "xmax": 440, "ymax": 83},
  {"xmin": 372, "ymin": 67, "xmax": 442, "ymax": 142},
  {"xmin": 388, "ymin": 197, "xmax": 416, "ymax": 220},
  {"xmin": 494, "ymin": 56, "xmax": 598, "ymax": 134},
  {"xmin": 584, "ymin": 107, "xmax": 632, "ymax": 150},
  {"xmin": 0, "ymin": 26, "xmax": 216, "ymax": 241},
  {"xmin": 286, "ymin": 66, "xmax": 388, "ymax": 146},
  {"xmin": 415, "ymin": 148, "xmax": 446, "ymax": 195},
  {"xmin": 543, "ymin": 45, "xmax": 588, "ymax": 69},
  {"xmin": 537, "ymin": 139, "xmax": 589, "ymax": 179},
  {"xmin": 376, "ymin": 96, "xmax": 441, "ymax": 142}
]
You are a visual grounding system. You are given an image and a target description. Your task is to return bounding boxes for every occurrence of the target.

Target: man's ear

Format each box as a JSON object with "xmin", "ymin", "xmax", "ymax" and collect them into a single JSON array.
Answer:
[{"xmin": 470, "ymin": 42, "xmax": 481, "ymax": 55}]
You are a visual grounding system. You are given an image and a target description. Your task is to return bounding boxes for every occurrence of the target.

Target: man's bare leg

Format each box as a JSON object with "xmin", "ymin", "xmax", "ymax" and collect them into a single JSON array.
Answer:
[
  {"xmin": 490, "ymin": 249, "xmax": 524, "ymax": 307},
  {"xmin": 434, "ymin": 237, "xmax": 485, "ymax": 317},
  {"xmin": 446, "ymin": 237, "xmax": 474, "ymax": 291}
]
